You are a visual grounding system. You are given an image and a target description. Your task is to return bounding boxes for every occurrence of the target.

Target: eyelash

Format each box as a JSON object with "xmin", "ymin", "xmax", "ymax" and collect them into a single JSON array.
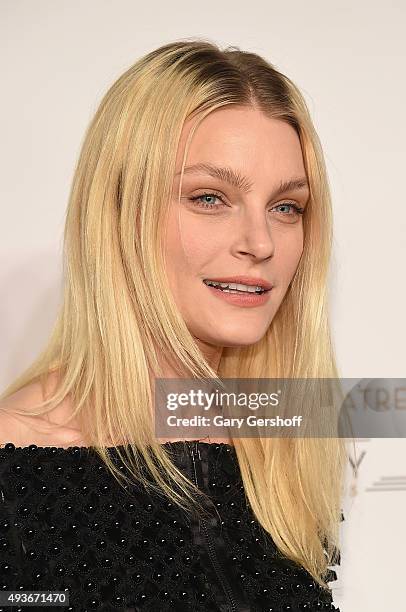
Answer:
[{"xmin": 188, "ymin": 192, "xmax": 305, "ymax": 216}]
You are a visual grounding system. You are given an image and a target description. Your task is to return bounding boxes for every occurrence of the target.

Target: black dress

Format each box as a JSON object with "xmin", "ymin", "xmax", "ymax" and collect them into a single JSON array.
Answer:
[{"xmin": 0, "ymin": 440, "xmax": 341, "ymax": 612}]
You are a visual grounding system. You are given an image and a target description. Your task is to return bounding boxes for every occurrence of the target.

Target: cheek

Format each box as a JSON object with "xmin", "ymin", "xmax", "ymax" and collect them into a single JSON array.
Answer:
[
  {"xmin": 163, "ymin": 212, "xmax": 219, "ymax": 289},
  {"xmin": 275, "ymin": 228, "xmax": 304, "ymax": 280},
  {"xmin": 182, "ymin": 231, "xmax": 223, "ymax": 262},
  {"xmin": 165, "ymin": 210, "xmax": 222, "ymax": 268}
]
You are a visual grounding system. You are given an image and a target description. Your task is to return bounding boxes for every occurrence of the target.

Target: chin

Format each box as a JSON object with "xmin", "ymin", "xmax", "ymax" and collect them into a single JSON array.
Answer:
[
  {"xmin": 206, "ymin": 329, "xmax": 268, "ymax": 348},
  {"xmin": 223, "ymin": 336, "xmax": 266, "ymax": 348}
]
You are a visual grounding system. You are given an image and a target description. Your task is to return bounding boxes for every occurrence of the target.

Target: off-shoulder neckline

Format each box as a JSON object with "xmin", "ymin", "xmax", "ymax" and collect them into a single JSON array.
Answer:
[{"xmin": 0, "ymin": 439, "xmax": 236, "ymax": 453}]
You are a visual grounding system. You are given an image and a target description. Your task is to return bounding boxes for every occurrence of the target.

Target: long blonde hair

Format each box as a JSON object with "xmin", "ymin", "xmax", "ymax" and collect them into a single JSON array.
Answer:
[{"xmin": 0, "ymin": 38, "xmax": 348, "ymax": 590}]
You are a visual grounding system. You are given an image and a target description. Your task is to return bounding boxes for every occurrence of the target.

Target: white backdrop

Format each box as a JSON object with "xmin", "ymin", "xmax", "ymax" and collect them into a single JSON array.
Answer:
[{"xmin": 1, "ymin": 1, "xmax": 405, "ymax": 610}]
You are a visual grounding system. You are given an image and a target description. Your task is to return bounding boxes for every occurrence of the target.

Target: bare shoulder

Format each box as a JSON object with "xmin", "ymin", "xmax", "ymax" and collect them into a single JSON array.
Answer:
[
  {"xmin": 0, "ymin": 379, "xmax": 44, "ymax": 446},
  {"xmin": 0, "ymin": 375, "xmax": 87, "ymax": 448}
]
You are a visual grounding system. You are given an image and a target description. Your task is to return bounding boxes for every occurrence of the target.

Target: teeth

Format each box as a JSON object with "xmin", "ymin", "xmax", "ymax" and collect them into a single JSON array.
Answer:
[{"xmin": 204, "ymin": 279, "xmax": 266, "ymax": 293}]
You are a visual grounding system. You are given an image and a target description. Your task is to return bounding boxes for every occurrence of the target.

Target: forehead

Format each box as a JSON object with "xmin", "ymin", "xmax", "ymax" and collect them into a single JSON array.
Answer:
[{"xmin": 175, "ymin": 106, "xmax": 306, "ymax": 180}]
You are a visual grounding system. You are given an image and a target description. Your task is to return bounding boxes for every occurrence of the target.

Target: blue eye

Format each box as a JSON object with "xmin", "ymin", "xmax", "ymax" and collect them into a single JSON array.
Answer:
[
  {"xmin": 188, "ymin": 192, "xmax": 226, "ymax": 210},
  {"xmin": 272, "ymin": 203, "xmax": 305, "ymax": 216}
]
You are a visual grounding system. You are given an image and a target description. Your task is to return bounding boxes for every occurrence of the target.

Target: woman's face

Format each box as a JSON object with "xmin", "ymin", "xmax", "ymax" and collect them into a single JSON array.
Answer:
[{"xmin": 164, "ymin": 106, "xmax": 309, "ymax": 364}]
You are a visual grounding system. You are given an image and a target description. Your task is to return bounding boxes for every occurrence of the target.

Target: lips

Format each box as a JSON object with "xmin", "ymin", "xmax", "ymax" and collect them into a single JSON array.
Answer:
[
  {"xmin": 203, "ymin": 278, "xmax": 272, "ymax": 306},
  {"xmin": 202, "ymin": 276, "xmax": 273, "ymax": 291}
]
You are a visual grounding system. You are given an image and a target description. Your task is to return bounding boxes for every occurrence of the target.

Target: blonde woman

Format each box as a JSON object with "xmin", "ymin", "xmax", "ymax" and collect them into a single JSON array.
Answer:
[{"xmin": 0, "ymin": 39, "xmax": 346, "ymax": 611}]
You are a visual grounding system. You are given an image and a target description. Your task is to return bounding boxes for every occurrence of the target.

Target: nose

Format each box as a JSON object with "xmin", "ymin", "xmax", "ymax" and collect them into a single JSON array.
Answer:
[{"xmin": 233, "ymin": 210, "xmax": 275, "ymax": 261}]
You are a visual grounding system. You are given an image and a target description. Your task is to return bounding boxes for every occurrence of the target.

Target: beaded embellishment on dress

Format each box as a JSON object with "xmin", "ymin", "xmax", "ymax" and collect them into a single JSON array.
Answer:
[{"xmin": 0, "ymin": 441, "xmax": 341, "ymax": 612}]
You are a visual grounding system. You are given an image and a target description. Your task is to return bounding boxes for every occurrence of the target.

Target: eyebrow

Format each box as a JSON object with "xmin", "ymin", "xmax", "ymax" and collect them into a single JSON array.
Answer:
[{"xmin": 175, "ymin": 162, "xmax": 309, "ymax": 198}]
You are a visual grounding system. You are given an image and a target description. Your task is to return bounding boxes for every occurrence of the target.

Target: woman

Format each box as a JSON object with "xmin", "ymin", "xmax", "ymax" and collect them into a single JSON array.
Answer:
[{"xmin": 0, "ymin": 39, "xmax": 346, "ymax": 611}]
